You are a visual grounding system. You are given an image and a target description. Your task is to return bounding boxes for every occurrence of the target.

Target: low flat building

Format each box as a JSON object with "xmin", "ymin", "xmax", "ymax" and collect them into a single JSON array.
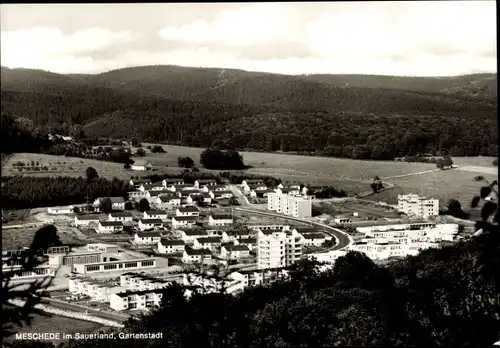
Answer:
[
  {"xmin": 69, "ymin": 277, "xmax": 125, "ymax": 301},
  {"xmin": 72, "ymin": 258, "xmax": 157, "ymax": 274},
  {"xmin": 49, "ymin": 251, "xmax": 102, "ymax": 267},
  {"xmin": 86, "ymin": 243, "xmax": 120, "ymax": 253},
  {"xmin": 120, "ymin": 272, "xmax": 170, "ymax": 291}
]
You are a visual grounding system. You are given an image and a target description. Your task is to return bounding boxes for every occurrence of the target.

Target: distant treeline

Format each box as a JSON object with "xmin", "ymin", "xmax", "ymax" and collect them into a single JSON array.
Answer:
[{"xmin": 1, "ymin": 176, "xmax": 129, "ymax": 210}]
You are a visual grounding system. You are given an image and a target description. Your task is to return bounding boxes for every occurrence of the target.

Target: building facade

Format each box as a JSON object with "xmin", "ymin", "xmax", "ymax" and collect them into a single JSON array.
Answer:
[
  {"xmin": 256, "ymin": 229, "xmax": 303, "ymax": 269},
  {"xmin": 397, "ymin": 194, "xmax": 439, "ymax": 218},
  {"xmin": 72, "ymin": 258, "xmax": 157, "ymax": 274},
  {"xmin": 267, "ymin": 193, "xmax": 312, "ymax": 218}
]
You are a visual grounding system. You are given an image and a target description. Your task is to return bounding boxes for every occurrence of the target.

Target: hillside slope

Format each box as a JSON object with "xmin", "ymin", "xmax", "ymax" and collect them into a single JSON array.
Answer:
[{"xmin": 1, "ymin": 65, "xmax": 497, "ymax": 159}]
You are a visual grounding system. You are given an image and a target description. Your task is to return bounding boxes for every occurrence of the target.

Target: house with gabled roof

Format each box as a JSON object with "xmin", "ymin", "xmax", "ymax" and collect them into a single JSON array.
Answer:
[
  {"xmin": 221, "ymin": 244, "xmax": 250, "ymax": 259},
  {"xmin": 93, "ymin": 197, "xmax": 126, "ymax": 211},
  {"xmin": 195, "ymin": 179, "xmax": 217, "ymax": 187},
  {"xmin": 193, "ymin": 237, "xmax": 222, "ymax": 251},
  {"xmin": 182, "ymin": 246, "xmax": 212, "ymax": 263},
  {"xmin": 108, "ymin": 212, "xmax": 133, "ymax": 222},
  {"xmin": 134, "ymin": 231, "xmax": 162, "ymax": 245},
  {"xmin": 138, "ymin": 218, "xmax": 163, "ymax": 231},
  {"xmin": 131, "ymin": 160, "xmax": 153, "ymax": 171},
  {"xmin": 213, "ymin": 191, "xmax": 233, "ymax": 199},
  {"xmin": 176, "ymin": 206, "xmax": 200, "ymax": 217},
  {"xmin": 208, "ymin": 214, "xmax": 233, "ymax": 226},
  {"xmin": 74, "ymin": 215, "xmax": 100, "ymax": 227},
  {"xmin": 172, "ymin": 216, "xmax": 197, "ymax": 228},
  {"xmin": 96, "ymin": 220, "xmax": 124, "ymax": 234},
  {"xmin": 180, "ymin": 229, "xmax": 208, "ymax": 242},
  {"xmin": 143, "ymin": 210, "xmax": 169, "ymax": 220},
  {"xmin": 157, "ymin": 239, "xmax": 185, "ymax": 254},
  {"xmin": 241, "ymin": 179, "xmax": 266, "ymax": 187},
  {"xmin": 162, "ymin": 178, "xmax": 184, "ymax": 186}
]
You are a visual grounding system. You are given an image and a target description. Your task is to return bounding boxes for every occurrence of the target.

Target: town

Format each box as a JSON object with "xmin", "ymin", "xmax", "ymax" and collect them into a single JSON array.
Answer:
[{"xmin": 3, "ymin": 170, "xmax": 464, "ymax": 322}]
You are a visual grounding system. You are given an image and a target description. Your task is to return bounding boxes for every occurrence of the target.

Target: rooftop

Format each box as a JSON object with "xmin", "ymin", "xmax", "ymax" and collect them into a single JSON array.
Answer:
[
  {"xmin": 178, "ymin": 207, "xmax": 200, "ymax": 213},
  {"xmin": 136, "ymin": 231, "xmax": 162, "ymax": 238},
  {"xmin": 99, "ymin": 221, "xmax": 124, "ymax": 227},
  {"xmin": 210, "ymin": 214, "xmax": 233, "ymax": 220},
  {"xmin": 159, "ymin": 239, "xmax": 185, "ymax": 246},
  {"xmin": 139, "ymin": 218, "xmax": 163, "ymax": 224},
  {"xmin": 145, "ymin": 210, "xmax": 168, "ymax": 215},
  {"xmin": 183, "ymin": 229, "xmax": 208, "ymax": 236},
  {"xmin": 173, "ymin": 216, "xmax": 197, "ymax": 222},
  {"xmin": 196, "ymin": 237, "xmax": 222, "ymax": 244},
  {"xmin": 114, "ymin": 289, "xmax": 163, "ymax": 298},
  {"xmin": 303, "ymin": 233, "xmax": 326, "ymax": 240},
  {"xmin": 225, "ymin": 244, "xmax": 249, "ymax": 251},
  {"xmin": 185, "ymin": 247, "xmax": 212, "ymax": 256},
  {"xmin": 96, "ymin": 197, "xmax": 124, "ymax": 203},
  {"xmin": 109, "ymin": 212, "xmax": 132, "ymax": 217}
]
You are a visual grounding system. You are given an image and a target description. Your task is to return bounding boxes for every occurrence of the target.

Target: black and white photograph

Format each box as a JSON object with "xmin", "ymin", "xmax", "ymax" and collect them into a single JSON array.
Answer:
[{"xmin": 1, "ymin": 1, "xmax": 498, "ymax": 347}]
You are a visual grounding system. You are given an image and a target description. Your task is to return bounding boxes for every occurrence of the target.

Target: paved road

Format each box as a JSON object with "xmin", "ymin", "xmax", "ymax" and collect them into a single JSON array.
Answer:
[
  {"xmin": 41, "ymin": 297, "xmax": 130, "ymax": 323},
  {"xmin": 229, "ymin": 185, "xmax": 250, "ymax": 206},
  {"xmin": 235, "ymin": 207, "xmax": 352, "ymax": 251}
]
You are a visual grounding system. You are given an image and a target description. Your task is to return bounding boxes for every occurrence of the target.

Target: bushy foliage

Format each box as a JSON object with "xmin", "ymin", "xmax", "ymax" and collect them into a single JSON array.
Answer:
[{"xmin": 200, "ymin": 149, "xmax": 245, "ymax": 170}]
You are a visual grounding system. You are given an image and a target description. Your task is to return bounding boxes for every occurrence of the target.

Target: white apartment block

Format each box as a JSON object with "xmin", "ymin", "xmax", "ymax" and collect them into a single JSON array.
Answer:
[
  {"xmin": 357, "ymin": 223, "xmax": 458, "ymax": 242},
  {"xmin": 69, "ymin": 277, "xmax": 125, "ymax": 301},
  {"xmin": 397, "ymin": 194, "xmax": 439, "ymax": 218},
  {"xmin": 267, "ymin": 193, "xmax": 312, "ymax": 218},
  {"xmin": 119, "ymin": 272, "xmax": 170, "ymax": 291},
  {"xmin": 110, "ymin": 289, "xmax": 163, "ymax": 311},
  {"xmin": 257, "ymin": 228, "xmax": 304, "ymax": 270}
]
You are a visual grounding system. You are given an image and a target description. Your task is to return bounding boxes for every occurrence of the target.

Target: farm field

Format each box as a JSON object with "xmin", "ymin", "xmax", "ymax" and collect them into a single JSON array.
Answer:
[
  {"xmin": 364, "ymin": 169, "xmax": 497, "ymax": 210},
  {"xmin": 2, "ymin": 224, "xmax": 86, "ymax": 250},
  {"xmin": 451, "ymin": 156, "xmax": 497, "ymax": 167}
]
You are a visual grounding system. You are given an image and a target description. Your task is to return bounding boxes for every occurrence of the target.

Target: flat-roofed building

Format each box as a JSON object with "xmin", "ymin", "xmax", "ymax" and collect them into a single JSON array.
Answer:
[
  {"xmin": 110, "ymin": 289, "xmax": 163, "ymax": 311},
  {"xmin": 86, "ymin": 243, "xmax": 120, "ymax": 253},
  {"xmin": 397, "ymin": 194, "xmax": 439, "ymax": 219},
  {"xmin": 49, "ymin": 251, "xmax": 102, "ymax": 267},
  {"xmin": 267, "ymin": 193, "xmax": 312, "ymax": 218},
  {"xmin": 72, "ymin": 258, "xmax": 157, "ymax": 274},
  {"xmin": 46, "ymin": 245, "xmax": 71, "ymax": 254}
]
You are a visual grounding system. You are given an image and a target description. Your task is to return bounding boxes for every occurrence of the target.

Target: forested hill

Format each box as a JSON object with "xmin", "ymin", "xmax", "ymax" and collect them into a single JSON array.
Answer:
[{"xmin": 0, "ymin": 65, "xmax": 497, "ymax": 159}]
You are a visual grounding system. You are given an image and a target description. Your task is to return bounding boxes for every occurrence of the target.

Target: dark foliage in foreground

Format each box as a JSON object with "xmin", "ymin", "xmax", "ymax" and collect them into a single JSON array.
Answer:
[{"xmin": 1, "ymin": 176, "xmax": 130, "ymax": 210}]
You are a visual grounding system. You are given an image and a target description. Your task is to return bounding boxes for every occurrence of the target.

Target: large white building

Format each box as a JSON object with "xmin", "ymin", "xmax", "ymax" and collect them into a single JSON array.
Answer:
[
  {"xmin": 397, "ymin": 194, "xmax": 439, "ymax": 219},
  {"xmin": 267, "ymin": 193, "xmax": 312, "ymax": 218},
  {"xmin": 256, "ymin": 228, "xmax": 304, "ymax": 270},
  {"xmin": 72, "ymin": 258, "xmax": 157, "ymax": 274},
  {"xmin": 110, "ymin": 289, "xmax": 163, "ymax": 311},
  {"xmin": 356, "ymin": 223, "xmax": 458, "ymax": 242},
  {"xmin": 348, "ymin": 241, "xmax": 441, "ymax": 260}
]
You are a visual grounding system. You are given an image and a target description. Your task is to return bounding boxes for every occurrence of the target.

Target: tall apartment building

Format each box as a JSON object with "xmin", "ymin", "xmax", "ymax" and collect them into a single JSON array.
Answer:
[
  {"xmin": 267, "ymin": 193, "xmax": 312, "ymax": 218},
  {"xmin": 256, "ymin": 228, "xmax": 303, "ymax": 270},
  {"xmin": 397, "ymin": 194, "xmax": 439, "ymax": 218}
]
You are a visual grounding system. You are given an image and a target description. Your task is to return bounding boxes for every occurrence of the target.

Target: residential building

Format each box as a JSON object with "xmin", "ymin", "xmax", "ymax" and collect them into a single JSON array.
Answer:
[
  {"xmin": 157, "ymin": 239, "xmax": 185, "ymax": 254},
  {"xmin": 169, "ymin": 184, "xmax": 197, "ymax": 192},
  {"xmin": 180, "ymin": 229, "xmax": 208, "ymax": 242},
  {"xmin": 119, "ymin": 272, "xmax": 170, "ymax": 291},
  {"xmin": 139, "ymin": 183, "xmax": 164, "ymax": 192},
  {"xmin": 95, "ymin": 221, "xmax": 124, "ymax": 234},
  {"xmin": 93, "ymin": 197, "xmax": 125, "ymax": 211},
  {"xmin": 334, "ymin": 218, "xmax": 351, "ymax": 224},
  {"xmin": 347, "ymin": 241, "xmax": 441, "ymax": 260},
  {"xmin": 172, "ymin": 216, "xmax": 197, "ymax": 228},
  {"xmin": 69, "ymin": 277, "xmax": 125, "ymax": 301},
  {"xmin": 131, "ymin": 160, "xmax": 153, "ymax": 171},
  {"xmin": 110, "ymin": 289, "xmax": 163, "ymax": 311},
  {"xmin": 129, "ymin": 179, "xmax": 152, "ymax": 189},
  {"xmin": 243, "ymin": 183, "xmax": 268, "ymax": 193},
  {"xmin": 74, "ymin": 215, "xmax": 100, "ymax": 227},
  {"xmin": 301, "ymin": 233, "xmax": 326, "ymax": 246},
  {"xmin": 257, "ymin": 229, "xmax": 303, "ymax": 269},
  {"xmin": 267, "ymin": 193, "xmax": 312, "ymax": 218},
  {"xmin": 195, "ymin": 179, "xmax": 217, "ymax": 187},
  {"xmin": 250, "ymin": 189, "xmax": 274, "ymax": 198},
  {"xmin": 8, "ymin": 267, "xmax": 56, "ymax": 280},
  {"xmin": 209, "ymin": 184, "xmax": 229, "ymax": 192},
  {"xmin": 356, "ymin": 223, "xmax": 458, "ymax": 242},
  {"xmin": 154, "ymin": 195, "xmax": 181, "ymax": 209},
  {"xmin": 221, "ymin": 244, "xmax": 250, "ymax": 259},
  {"xmin": 138, "ymin": 218, "xmax": 163, "ymax": 231},
  {"xmin": 134, "ymin": 231, "xmax": 162, "ymax": 245},
  {"xmin": 162, "ymin": 178, "xmax": 184, "ymax": 186},
  {"xmin": 208, "ymin": 214, "xmax": 233, "ymax": 226},
  {"xmin": 47, "ymin": 206, "xmax": 74, "ymax": 214},
  {"xmin": 234, "ymin": 237, "xmax": 257, "ymax": 251},
  {"xmin": 200, "ymin": 192, "xmax": 213, "ymax": 204},
  {"xmin": 228, "ymin": 268, "xmax": 289, "ymax": 287},
  {"xmin": 307, "ymin": 250, "xmax": 348, "ymax": 271},
  {"xmin": 176, "ymin": 206, "xmax": 200, "ymax": 217},
  {"xmin": 182, "ymin": 246, "xmax": 212, "ymax": 263},
  {"xmin": 46, "ymin": 246, "xmax": 71, "ymax": 254},
  {"xmin": 193, "ymin": 237, "xmax": 222, "ymax": 251},
  {"xmin": 213, "ymin": 191, "xmax": 233, "ymax": 199},
  {"xmin": 128, "ymin": 190, "xmax": 151, "ymax": 201},
  {"xmin": 276, "ymin": 187, "xmax": 301, "ymax": 195},
  {"xmin": 241, "ymin": 179, "xmax": 265, "ymax": 187},
  {"xmin": 108, "ymin": 212, "xmax": 133, "ymax": 223},
  {"xmin": 397, "ymin": 194, "xmax": 439, "ymax": 219},
  {"xmin": 143, "ymin": 210, "xmax": 169, "ymax": 220},
  {"xmin": 72, "ymin": 258, "xmax": 157, "ymax": 274}
]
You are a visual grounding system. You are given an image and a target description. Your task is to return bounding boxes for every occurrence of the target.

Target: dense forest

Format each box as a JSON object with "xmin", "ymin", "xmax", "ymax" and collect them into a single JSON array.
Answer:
[
  {"xmin": 1, "ymin": 66, "xmax": 497, "ymax": 160},
  {"xmin": 1, "ymin": 176, "xmax": 130, "ymax": 210},
  {"xmin": 8, "ymin": 232, "xmax": 500, "ymax": 348}
]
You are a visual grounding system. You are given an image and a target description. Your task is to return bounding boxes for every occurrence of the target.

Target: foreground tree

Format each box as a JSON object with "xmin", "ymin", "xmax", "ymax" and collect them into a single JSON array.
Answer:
[
  {"xmin": 136, "ymin": 198, "xmax": 150, "ymax": 212},
  {"xmin": 178, "ymin": 156, "xmax": 195, "ymax": 168},
  {"xmin": 99, "ymin": 197, "xmax": 113, "ymax": 214}
]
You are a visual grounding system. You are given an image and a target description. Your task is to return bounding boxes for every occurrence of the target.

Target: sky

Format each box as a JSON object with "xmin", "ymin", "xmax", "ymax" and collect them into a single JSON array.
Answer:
[{"xmin": 0, "ymin": 1, "xmax": 497, "ymax": 76}]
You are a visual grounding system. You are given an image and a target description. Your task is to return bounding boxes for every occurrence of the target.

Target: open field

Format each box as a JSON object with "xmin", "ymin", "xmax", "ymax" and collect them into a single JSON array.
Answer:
[
  {"xmin": 3, "ymin": 306, "xmax": 105, "ymax": 345},
  {"xmin": 457, "ymin": 166, "xmax": 498, "ymax": 175},
  {"xmin": 313, "ymin": 199, "xmax": 402, "ymax": 220},
  {"xmin": 451, "ymin": 156, "xmax": 497, "ymax": 167},
  {"xmin": 2, "ymin": 224, "xmax": 87, "ymax": 250},
  {"xmin": 364, "ymin": 169, "xmax": 497, "ymax": 209}
]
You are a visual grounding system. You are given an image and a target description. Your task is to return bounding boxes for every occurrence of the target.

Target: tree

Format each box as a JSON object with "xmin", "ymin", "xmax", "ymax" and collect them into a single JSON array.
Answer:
[
  {"xmin": 85, "ymin": 166, "xmax": 99, "ymax": 181},
  {"xmin": 178, "ymin": 156, "xmax": 195, "ymax": 168},
  {"xmin": 446, "ymin": 199, "xmax": 468, "ymax": 219},
  {"xmin": 124, "ymin": 201, "xmax": 134, "ymax": 210},
  {"xmin": 99, "ymin": 197, "xmax": 113, "ymax": 214},
  {"xmin": 471, "ymin": 176, "xmax": 498, "ymax": 233},
  {"xmin": 136, "ymin": 148, "xmax": 146, "ymax": 157},
  {"xmin": 370, "ymin": 176, "xmax": 384, "ymax": 193},
  {"xmin": 200, "ymin": 149, "xmax": 245, "ymax": 170},
  {"xmin": 151, "ymin": 145, "xmax": 166, "ymax": 153},
  {"xmin": 442, "ymin": 155, "xmax": 453, "ymax": 167},
  {"xmin": 192, "ymin": 167, "xmax": 200, "ymax": 172},
  {"xmin": 136, "ymin": 198, "xmax": 150, "ymax": 212},
  {"xmin": 493, "ymin": 159, "xmax": 498, "ymax": 166},
  {"xmin": 124, "ymin": 163, "xmax": 131, "ymax": 170},
  {"xmin": 436, "ymin": 158, "xmax": 445, "ymax": 169}
]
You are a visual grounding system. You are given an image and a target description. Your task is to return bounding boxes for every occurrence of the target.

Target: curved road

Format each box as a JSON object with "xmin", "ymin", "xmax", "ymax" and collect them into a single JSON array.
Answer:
[{"xmin": 235, "ymin": 207, "xmax": 353, "ymax": 251}]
